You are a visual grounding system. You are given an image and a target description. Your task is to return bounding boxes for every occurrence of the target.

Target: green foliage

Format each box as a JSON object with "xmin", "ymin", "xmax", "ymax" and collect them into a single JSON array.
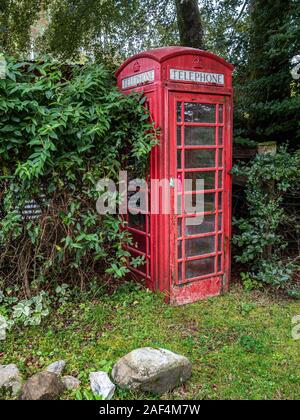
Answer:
[
  {"xmin": 254, "ymin": 261, "xmax": 294, "ymax": 287},
  {"xmin": 30, "ymin": 0, "xmax": 178, "ymax": 62},
  {"xmin": 234, "ymin": 0, "xmax": 300, "ymax": 146},
  {"xmin": 239, "ymin": 335, "xmax": 263, "ymax": 354},
  {"xmin": 0, "ymin": 0, "xmax": 44, "ymax": 56},
  {"xmin": 240, "ymin": 272, "xmax": 262, "ymax": 291},
  {"xmin": 201, "ymin": 0, "xmax": 250, "ymax": 64},
  {"xmin": 75, "ymin": 389, "xmax": 103, "ymax": 401},
  {"xmin": 0, "ymin": 283, "xmax": 73, "ymax": 327},
  {"xmin": 11, "ymin": 292, "xmax": 50, "ymax": 326},
  {"xmin": 1, "ymin": 0, "xmax": 251, "ymax": 66},
  {"xmin": 232, "ymin": 148, "xmax": 300, "ymax": 291},
  {"xmin": 0, "ymin": 56, "xmax": 156, "ymax": 296},
  {"xmin": 1, "ymin": 284, "xmax": 300, "ymax": 400},
  {"xmin": 55, "ymin": 284, "xmax": 70, "ymax": 304}
]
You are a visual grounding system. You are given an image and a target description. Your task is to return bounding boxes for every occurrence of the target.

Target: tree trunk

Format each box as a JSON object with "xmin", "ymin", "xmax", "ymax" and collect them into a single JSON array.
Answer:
[{"xmin": 175, "ymin": 0, "xmax": 205, "ymax": 49}]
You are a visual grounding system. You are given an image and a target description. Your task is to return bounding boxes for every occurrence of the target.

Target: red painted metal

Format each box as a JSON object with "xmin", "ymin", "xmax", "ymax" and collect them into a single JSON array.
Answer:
[{"xmin": 116, "ymin": 46, "xmax": 234, "ymax": 305}]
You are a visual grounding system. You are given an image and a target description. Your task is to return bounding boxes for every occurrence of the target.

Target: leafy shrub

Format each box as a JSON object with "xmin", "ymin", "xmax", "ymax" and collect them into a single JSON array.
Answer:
[
  {"xmin": 0, "ymin": 57, "xmax": 156, "ymax": 298},
  {"xmin": 11, "ymin": 292, "xmax": 50, "ymax": 326},
  {"xmin": 0, "ymin": 283, "xmax": 73, "ymax": 327},
  {"xmin": 232, "ymin": 147, "xmax": 300, "ymax": 294},
  {"xmin": 240, "ymin": 272, "xmax": 262, "ymax": 292}
]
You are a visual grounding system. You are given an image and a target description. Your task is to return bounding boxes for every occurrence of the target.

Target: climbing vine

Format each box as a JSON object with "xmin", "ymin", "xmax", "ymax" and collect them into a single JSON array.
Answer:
[
  {"xmin": 0, "ymin": 56, "xmax": 156, "ymax": 298},
  {"xmin": 232, "ymin": 147, "xmax": 300, "ymax": 296}
]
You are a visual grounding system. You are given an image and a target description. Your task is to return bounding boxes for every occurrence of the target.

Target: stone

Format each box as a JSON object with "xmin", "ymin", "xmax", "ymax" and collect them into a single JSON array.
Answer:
[
  {"xmin": 21, "ymin": 371, "xmax": 65, "ymax": 400},
  {"xmin": 0, "ymin": 316, "xmax": 8, "ymax": 341},
  {"xmin": 0, "ymin": 364, "xmax": 22, "ymax": 396},
  {"xmin": 45, "ymin": 360, "xmax": 66, "ymax": 376},
  {"xmin": 112, "ymin": 347, "xmax": 192, "ymax": 395},
  {"xmin": 89, "ymin": 371, "xmax": 115, "ymax": 400},
  {"xmin": 61, "ymin": 375, "xmax": 81, "ymax": 390}
]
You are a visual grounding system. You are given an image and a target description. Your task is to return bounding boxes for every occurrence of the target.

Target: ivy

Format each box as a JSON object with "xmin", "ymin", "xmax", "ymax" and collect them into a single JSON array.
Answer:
[
  {"xmin": 232, "ymin": 147, "xmax": 300, "ymax": 294},
  {"xmin": 0, "ymin": 56, "xmax": 156, "ymax": 296}
]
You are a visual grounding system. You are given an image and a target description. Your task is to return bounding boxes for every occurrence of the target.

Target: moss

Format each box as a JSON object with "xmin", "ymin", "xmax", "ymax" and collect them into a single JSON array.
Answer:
[{"xmin": 1, "ymin": 283, "xmax": 299, "ymax": 400}]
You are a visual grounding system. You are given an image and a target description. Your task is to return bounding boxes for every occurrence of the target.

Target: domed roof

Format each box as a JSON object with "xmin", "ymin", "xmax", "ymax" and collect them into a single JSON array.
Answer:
[{"xmin": 116, "ymin": 46, "xmax": 234, "ymax": 77}]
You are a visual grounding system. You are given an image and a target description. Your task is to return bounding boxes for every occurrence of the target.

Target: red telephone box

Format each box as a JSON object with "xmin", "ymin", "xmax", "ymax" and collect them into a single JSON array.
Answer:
[{"xmin": 116, "ymin": 47, "xmax": 234, "ymax": 305}]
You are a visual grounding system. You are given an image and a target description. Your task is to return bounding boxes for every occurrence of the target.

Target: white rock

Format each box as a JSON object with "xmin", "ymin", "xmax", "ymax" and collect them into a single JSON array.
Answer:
[
  {"xmin": 46, "ymin": 360, "xmax": 66, "ymax": 376},
  {"xmin": 0, "ymin": 316, "xmax": 8, "ymax": 341},
  {"xmin": 61, "ymin": 375, "xmax": 81, "ymax": 390},
  {"xmin": 0, "ymin": 364, "xmax": 22, "ymax": 396},
  {"xmin": 112, "ymin": 347, "xmax": 192, "ymax": 395},
  {"xmin": 89, "ymin": 372, "xmax": 115, "ymax": 400}
]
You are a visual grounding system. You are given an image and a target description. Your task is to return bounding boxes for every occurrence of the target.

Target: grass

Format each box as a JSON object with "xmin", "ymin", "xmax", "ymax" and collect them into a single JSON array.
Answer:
[{"xmin": 1, "ymin": 282, "xmax": 299, "ymax": 400}]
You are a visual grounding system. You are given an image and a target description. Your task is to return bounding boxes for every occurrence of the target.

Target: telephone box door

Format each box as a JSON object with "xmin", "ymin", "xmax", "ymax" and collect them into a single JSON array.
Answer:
[{"xmin": 169, "ymin": 92, "xmax": 232, "ymax": 305}]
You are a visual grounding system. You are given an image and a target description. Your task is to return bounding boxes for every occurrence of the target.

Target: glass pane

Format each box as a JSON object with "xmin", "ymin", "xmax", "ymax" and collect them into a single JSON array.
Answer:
[
  {"xmin": 177, "ymin": 126, "xmax": 182, "ymax": 146},
  {"xmin": 128, "ymin": 186, "xmax": 147, "ymax": 211},
  {"xmin": 218, "ymin": 235, "xmax": 223, "ymax": 252},
  {"xmin": 218, "ymin": 214, "xmax": 222, "ymax": 231},
  {"xmin": 218, "ymin": 171, "xmax": 223, "ymax": 188},
  {"xmin": 218, "ymin": 192, "xmax": 223, "ymax": 210},
  {"xmin": 218, "ymin": 254, "xmax": 222, "ymax": 272},
  {"xmin": 186, "ymin": 236, "xmax": 215, "ymax": 257},
  {"xmin": 177, "ymin": 173, "xmax": 183, "ymax": 193},
  {"xmin": 177, "ymin": 195, "xmax": 182, "ymax": 215},
  {"xmin": 178, "ymin": 219, "xmax": 182, "ymax": 238},
  {"xmin": 185, "ymin": 150, "xmax": 216, "ymax": 168},
  {"xmin": 178, "ymin": 240, "xmax": 182, "ymax": 259},
  {"xmin": 177, "ymin": 150, "xmax": 182, "ymax": 169},
  {"xmin": 128, "ymin": 213, "xmax": 146, "ymax": 231},
  {"xmin": 178, "ymin": 262, "xmax": 182, "ymax": 282},
  {"xmin": 219, "ymin": 127, "xmax": 223, "ymax": 145},
  {"xmin": 184, "ymin": 193, "xmax": 215, "ymax": 214},
  {"xmin": 185, "ymin": 171, "xmax": 215, "ymax": 192},
  {"xmin": 204, "ymin": 193, "xmax": 216, "ymax": 212},
  {"xmin": 185, "ymin": 257, "xmax": 215, "ymax": 279},
  {"xmin": 218, "ymin": 149, "xmax": 223, "ymax": 167},
  {"xmin": 184, "ymin": 127, "xmax": 215, "ymax": 146},
  {"xmin": 219, "ymin": 105, "xmax": 223, "ymax": 123},
  {"xmin": 185, "ymin": 192, "xmax": 207, "ymax": 213},
  {"xmin": 185, "ymin": 213, "xmax": 216, "ymax": 236},
  {"xmin": 184, "ymin": 193, "xmax": 203, "ymax": 214},
  {"xmin": 184, "ymin": 103, "xmax": 216, "ymax": 123},
  {"xmin": 130, "ymin": 231, "xmax": 146, "ymax": 253},
  {"xmin": 177, "ymin": 102, "xmax": 182, "ymax": 122}
]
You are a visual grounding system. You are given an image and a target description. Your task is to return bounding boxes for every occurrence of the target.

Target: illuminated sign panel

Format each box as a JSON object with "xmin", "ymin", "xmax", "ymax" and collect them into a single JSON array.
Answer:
[
  {"xmin": 170, "ymin": 69, "xmax": 225, "ymax": 85},
  {"xmin": 122, "ymin": 70, "xmax": 155, "ymax": 89}
]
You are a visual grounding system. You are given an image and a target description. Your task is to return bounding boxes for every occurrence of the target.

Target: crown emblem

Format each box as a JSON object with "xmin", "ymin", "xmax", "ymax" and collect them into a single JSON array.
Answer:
[
  {"xmin": 192, "ymin": 56, "xmax": 204, "ymax": 69},
  {"xmin": 133, "ymin": 61, "xmax": 141, "ymax": 73}
]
